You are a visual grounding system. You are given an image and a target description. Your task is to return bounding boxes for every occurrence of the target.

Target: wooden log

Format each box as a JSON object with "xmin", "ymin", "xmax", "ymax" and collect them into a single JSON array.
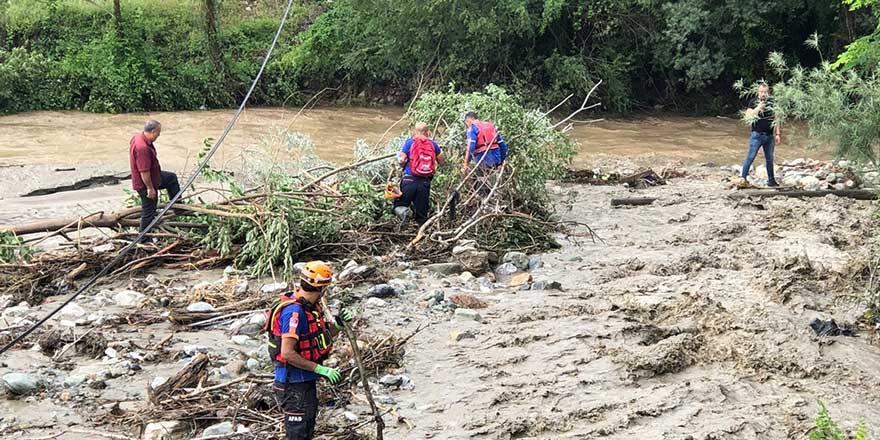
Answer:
[
  {"xmin": 727, "ymin": 189, "xmax": 877, "ymax": 201},
  {"xmin": 148, "ymin": 353, "xmax": 210, "ymax": 404},
  {"xmin": 611, "ymin": 197, "xmax": 657, "ymax": 207}
]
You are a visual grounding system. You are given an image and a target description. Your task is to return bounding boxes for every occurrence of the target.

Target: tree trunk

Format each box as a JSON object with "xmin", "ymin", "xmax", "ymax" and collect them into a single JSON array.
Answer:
[
  {"xmin": 203, "ymin": 0, "xmax": 223, "ymax": 72},
  {"xmin": 113, "ymin": 0, "xmax": 123, "ymax": 40},
  {"xmin": 727, "ymin": 189, "xmax": 877, "ymax": 201}
]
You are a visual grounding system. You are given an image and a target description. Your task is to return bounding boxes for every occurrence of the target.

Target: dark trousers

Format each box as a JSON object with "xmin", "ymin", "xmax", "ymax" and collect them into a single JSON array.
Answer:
[
  {"xmin": 741, "ymin": 132, "xmax": 776, "ymax": 184},
  {"xmin": 136, "ymin": 170, "xmax": 180, "ymax": 232},
  {"xmin": 394, "ymin": 175, "xmax": 431, "ymax": 224},
  {"xmin": 274, "ymin": 380, "xmax": 318, "ymax": 440}
]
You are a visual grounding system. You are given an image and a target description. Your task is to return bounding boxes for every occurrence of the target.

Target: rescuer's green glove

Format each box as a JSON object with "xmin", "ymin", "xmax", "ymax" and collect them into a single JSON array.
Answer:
[
  {"xmin": 314, "ymin": 365, "xmax": 341, "ymax": 384},
  {"xmin": 335, "ymin": 308, "xmax": 353, "ymax": 329}
]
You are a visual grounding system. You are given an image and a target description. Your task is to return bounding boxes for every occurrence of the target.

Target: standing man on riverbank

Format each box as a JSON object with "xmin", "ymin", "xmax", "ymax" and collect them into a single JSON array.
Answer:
[
  {"xmin": 129, "ymin": 120, "xmax": 180, "ymax": 232},
  {"xmin": 740, "ymin": 83, "xmax": 781, "ymax": 187},
  {"xmin": 394, "ymin": 122, "xmax": 444, "ymax": 225}
]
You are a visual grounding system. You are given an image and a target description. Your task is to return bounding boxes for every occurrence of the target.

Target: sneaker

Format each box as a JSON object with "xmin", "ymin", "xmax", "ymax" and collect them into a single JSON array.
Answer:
[{"xmin": 767, "ymin": 180, "xmax": 780, "ymax": 188}]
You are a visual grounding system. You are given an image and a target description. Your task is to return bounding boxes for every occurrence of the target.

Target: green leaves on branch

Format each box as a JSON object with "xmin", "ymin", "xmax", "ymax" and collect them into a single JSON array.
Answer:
[{"xmin": 0, "ymin": 231, "xmax": 32, "ymax": 264}]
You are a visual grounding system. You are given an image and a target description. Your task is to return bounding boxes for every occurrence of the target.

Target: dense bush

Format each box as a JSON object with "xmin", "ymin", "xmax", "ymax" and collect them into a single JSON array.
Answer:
[{"xmin": 0, "ymin": 0, "xmax": 310, "ymax": 113}]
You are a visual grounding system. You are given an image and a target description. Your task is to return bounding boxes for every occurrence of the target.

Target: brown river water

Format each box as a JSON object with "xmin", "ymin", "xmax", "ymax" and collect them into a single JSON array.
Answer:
[
  {"xmin": 0, "ymin": 107, "xmax": 832, "ymax": 225},
  {"xmin": 0, "ymin": 107, "xmax": 832, "ymax": 169}
]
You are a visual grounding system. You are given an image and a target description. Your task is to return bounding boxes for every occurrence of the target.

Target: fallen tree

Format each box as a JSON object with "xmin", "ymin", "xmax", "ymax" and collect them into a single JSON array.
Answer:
[{"xmin": 0, "ymin": 85, "xmax": 601, "ymax": 281}]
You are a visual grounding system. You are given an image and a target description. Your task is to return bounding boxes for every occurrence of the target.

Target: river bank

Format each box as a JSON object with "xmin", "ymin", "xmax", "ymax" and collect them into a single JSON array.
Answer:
[{"xmin": 1, "ymin": 164, "xmax": 878, "ymax": 439}]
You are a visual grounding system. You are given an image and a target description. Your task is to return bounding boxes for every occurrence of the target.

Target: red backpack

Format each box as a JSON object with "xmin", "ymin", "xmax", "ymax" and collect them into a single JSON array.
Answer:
[{"xmin": 409, "ymin": 136, "xmax": 437, "ymax": 177}]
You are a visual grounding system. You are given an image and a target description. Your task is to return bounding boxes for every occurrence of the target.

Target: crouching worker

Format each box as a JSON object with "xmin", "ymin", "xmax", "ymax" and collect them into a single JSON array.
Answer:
[
  {"xmin": 393, "ymin": 122, "xmax": 444, "ymax": 225},
  {"xmin": 266, "ymin": 261, "xmax": 353, "ymax": 440}
]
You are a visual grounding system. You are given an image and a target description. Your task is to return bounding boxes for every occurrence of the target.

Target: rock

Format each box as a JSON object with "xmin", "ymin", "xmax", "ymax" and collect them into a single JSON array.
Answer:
[
  {"xmin": 246, "ymin": 358, "xmax": 260, "ymax": 371},
  {"xmin": 92, "ymin": 242, "xmax": 115, "ymax": 254},
  {"xmin": 447, "ymin": 293, "xmax": 488, "ymax": 309},
  {"xmin": 531, "ymin": 281, "xmax": 547, "ymax": 291},
  {"xmin": 113, "ymin": 290, "xmax": 145, "ymax": 307},
  {"xmin": 105, "ymin": 347, "xmax": 119, "ymax": 358},
  {"xmin": 248, "ymin": 313, "xmax": 266, "ymax": 327},
  {"xmin": 838, "ymin": 160, "xmax": 850, "ymax": 168},
  {"xmin": 458, "ymin": 271, "xmax": 475, "ymax": 283},
  {"xmin": 454, "ymin": 309, "xmax": 483, "ymax": 322},
  {"xmin": 452, "ymin": 240, "xmax": 478, "ymax": 255},
  {"xmin": 191, "ymin": 281, "xmax": 211, "ymax": 291},
  {"xmin": 260, "ymin": 282, "xmax": 288, "ymax": 294},
  {"xmin": 495, "ymin": 263, "xmax": 520, "ymax": 276},
  {"xmin": 233, "ymin": 323, "xmax": 263, "ymax": 337},
  {"xmin": 367, "ymin": 284, "xmax": 400, "ymax": 298},
  {"xmin": 234, "ymin": 280, "xmax": 249, "ymax": 295},
  {"xmin": 509, "ymin": 273, "xmax": 532, "ymax": 287},
  {"xmin": 789, "ymin": 158, "xmax": 806, "ymax": 166},
  {"xmin": 845, "ymin": 179, "xmax": 856, "ymax": 188},
  {"xmin": 527, "ymin": 256, "xmax": 543, "ymax": 271},
  {"xmin": 150, "ymin": 376, "xmax": 168, "ymax": 390},
  {"xmin": 231, "ymin": 335, "xmax": 251, "ymax": 345},
  {"xmin": 142, "ymin": 421, "xmax": 187, "ymax": 440},
  {"xmin": 814, "ymin": 169, "xmax": 829, "ymax": 180},
  {"xmin": 186, "ymin": 302, "xmax": 215, "ymax": 313},
  {"xmin": 456, "ymin": 250, "xmax": 492, "ymax": 273},
  {"xmin": 64, "ymin": 374, "xmax": 87, "ymax": 388},
  {"xmin": 1, "ymin": 303, "xmax": 29, "ymax": 319},
  {"xmin": 502, "ymin": 252, "xmax": 530, "ymax": 270},
  {"xmin": 365, "ymin": 297, "xmax": 388, "ymax": 308},
  {"xmin": 59, "ymin": 302, "xmax": 87, "ymax": 319},
  {"xmin": 425, "ymin": 262, "xmax": 464, "ymax": 276},
  {"xmin": 226, "ymin": 360, "xmax": 247, "ymax": 376},
  {"xmin": 781, "ymin": 173, "xmax": 802, "ymax": 187},
  {"xmin": 379, "ymin": 374, "xmax": 404, "ymax": 387},
  {"xmin": 800, "ymin": 176, "xmax": 821, "ymax": 191},
  {"xmin": 182, "ymin": 345, "xmax": 209, "ymax": 356},
  {"xmin": 2, "ymin": 373, "xmax": 39, "ymax": 395},
  {"xmin": 202, "ymin": 421, "xmax": 234, "ymax": 437},
  {"xmin": 343, "ymin": 411, "xmax": 359, "ymax": 422},
  {"xmin": 825, "ymin": 172, "xmax": 838, "ymax": 183},
  {"xmin": 450, "ymin": 330, "xmax": 476, "ymax": 342},
  {"xmin": 833, "ymin": 183, "xmax": 846, "ymax": 191}
]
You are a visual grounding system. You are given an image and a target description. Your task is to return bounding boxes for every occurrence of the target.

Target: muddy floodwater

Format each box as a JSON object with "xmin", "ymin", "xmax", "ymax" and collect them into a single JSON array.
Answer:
[
  {"xmin": 0, "ymin": 107, "xmax": 833, "ymax": 225},
  {"xmin": 0, "ymin": 107, "xmax": 832, "ymax": 170}
]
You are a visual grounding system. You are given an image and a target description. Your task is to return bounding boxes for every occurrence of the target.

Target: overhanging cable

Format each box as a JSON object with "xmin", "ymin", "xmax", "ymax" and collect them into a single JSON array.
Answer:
[{"xmin": 0, "ymin": 0, "xmax": 295, "ymax": 357}]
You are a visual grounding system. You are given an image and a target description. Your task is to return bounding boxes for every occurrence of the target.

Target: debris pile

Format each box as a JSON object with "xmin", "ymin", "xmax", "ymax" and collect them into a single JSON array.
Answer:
[{"xmin": 727, "ymin": 158, "xmax": 874, "ymax": 190}]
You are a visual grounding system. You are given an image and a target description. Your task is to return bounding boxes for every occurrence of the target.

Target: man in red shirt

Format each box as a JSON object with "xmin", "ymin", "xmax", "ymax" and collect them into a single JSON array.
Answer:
[{"xmin": 129, "ymin": 120, "xmax": 180, "ymax": 232}]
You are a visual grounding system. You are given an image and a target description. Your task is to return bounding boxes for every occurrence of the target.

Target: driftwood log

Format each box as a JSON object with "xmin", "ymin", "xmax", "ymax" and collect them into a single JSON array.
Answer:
[
  {"xmin": 727, "ymin": 189, "xmax": 877, "ymax": 201},
  {"xmin": 148, "ymin": 353, "xmax": 210, "ymax": 404},
  {"xmin": 611, "ymin": 197, "xmax": 657, "ymax": 207}
]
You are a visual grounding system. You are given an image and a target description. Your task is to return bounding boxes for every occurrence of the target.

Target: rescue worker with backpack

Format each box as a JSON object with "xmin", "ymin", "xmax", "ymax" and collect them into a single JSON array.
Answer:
[
  {"xmin": 393, "ymin": 122, "xmax": 444, "ymax": 225},
  {"xmin": 463, "ymin": 112, "xmax": 508, "ymax": 173},
  {"xmin": 266, "ymin": 261, "xmax": 353, "ymax": 440}
]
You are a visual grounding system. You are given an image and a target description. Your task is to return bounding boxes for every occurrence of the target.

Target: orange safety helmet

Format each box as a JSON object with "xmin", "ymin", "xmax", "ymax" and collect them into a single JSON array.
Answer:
[{"xmin": 300, "ymin": 261, "xmax": 333, "ymax": 287}]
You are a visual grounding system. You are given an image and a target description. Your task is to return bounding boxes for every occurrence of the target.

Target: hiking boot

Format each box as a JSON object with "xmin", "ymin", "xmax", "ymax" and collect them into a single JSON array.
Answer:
[{"xmin": 394, "ymin": 206, "xmax": 411, "ymax": 223}]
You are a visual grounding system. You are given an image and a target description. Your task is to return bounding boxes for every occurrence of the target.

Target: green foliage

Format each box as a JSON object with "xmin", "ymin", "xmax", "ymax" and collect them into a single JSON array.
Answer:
[
  {"xmin": 0, "ymin": 231, "xmax": 32, "ymax": 264},
  {"xmin": 0, "ymin": 0, "xmax": 867, "ymax": 113},
  {"xmin": 765, "ymin": 49, "xmax": 880, "ymax": 170},
  {"xmin": 409, "ymin": 84, "xmax": 577, "ymax": 211},
  {"xmin": 0, "ymin": 0, "xmax": 311, "ymax": 114},
  {"xmin": 809, "ymin": 402, "xmax": 872, "ymax": 440}
]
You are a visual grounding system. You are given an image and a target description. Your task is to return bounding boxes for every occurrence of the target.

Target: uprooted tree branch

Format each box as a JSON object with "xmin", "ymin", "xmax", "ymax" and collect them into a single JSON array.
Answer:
[{"xmin": 1, "ymin": 84, "xmax": 602, "ymax": 296}]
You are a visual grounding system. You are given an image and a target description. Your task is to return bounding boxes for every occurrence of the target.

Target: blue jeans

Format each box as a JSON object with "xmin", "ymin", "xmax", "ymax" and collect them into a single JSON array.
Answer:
[{"xmin": 742, "ymin": 132, "xmax": 776, "ymax": 183}]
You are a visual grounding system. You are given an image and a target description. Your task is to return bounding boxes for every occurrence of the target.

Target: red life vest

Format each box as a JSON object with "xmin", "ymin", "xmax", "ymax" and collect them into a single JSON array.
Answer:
[
  {"xmin": 265, "ymin": 292, "xmax": 333, "ymax": 366},
  {"xmin": 472, "ymin": 120, "xmax": 500, "ymax": 154},
  {"xmin": 408, "ymin": 135, "xmax": 437, "ymax": 177}
]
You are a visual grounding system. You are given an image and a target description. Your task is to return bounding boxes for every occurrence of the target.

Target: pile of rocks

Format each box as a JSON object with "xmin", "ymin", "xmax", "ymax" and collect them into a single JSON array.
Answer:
[{"xmin": 728, "ymin": 158, "xmax": 875, "ymax": 190}]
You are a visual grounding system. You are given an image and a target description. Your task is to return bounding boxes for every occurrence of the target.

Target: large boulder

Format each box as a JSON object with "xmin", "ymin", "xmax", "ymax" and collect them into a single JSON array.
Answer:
[
  {"xmin": 455, "ymin": 250, "xmax": 492, "ymax": 273},
  {"xmin": 425, "ymin": 262, "xmax": 464, "ymax": 276},
  {"xmin": 2, "ymin": 372, "xmax": 40, "ymax": 395}
]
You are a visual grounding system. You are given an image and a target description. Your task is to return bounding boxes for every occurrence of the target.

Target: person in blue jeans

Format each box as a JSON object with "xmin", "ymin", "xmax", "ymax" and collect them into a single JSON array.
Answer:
[{"xmin": 741, "ymin": 82, "xmax": 782, "ymax": 187}]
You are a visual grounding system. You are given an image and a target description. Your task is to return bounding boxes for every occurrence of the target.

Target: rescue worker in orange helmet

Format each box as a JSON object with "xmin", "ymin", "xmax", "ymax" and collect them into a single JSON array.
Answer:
[{"xmin": 265, "ymin": 261, "xmax": 352, "ymax": 440}]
